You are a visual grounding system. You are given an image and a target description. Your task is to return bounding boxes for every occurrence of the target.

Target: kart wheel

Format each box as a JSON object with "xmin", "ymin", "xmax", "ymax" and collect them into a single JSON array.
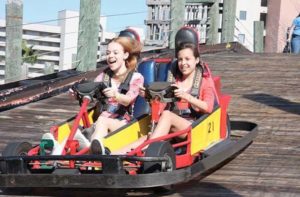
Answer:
[
  {"xmin": 0, "ymin": 142, "xmax": 32, "ymax": 195},
  {"xmin": 0, "ymin": 142, "xmax": 32, "ymax": 174},
  {"xmin": 143, "ymin": 141, "xmax": 176, "ymax": 173}
]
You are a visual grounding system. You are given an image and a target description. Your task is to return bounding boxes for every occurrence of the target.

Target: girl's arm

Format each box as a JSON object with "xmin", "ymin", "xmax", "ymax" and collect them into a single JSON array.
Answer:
[
  {"xmin": 115, "ymin": 73, "xmax": 144, "ymax": 106},
  {"xmin": 175, "ymin": 78, "xmax": 214, "ymax": 113}
]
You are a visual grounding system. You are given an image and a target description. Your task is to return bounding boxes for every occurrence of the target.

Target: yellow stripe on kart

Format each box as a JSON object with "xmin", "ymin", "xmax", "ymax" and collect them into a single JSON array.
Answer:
[
  {"xmin": 58, "ymin": 110, "xmax": 94, "ymax": 144},
  {"xmin": 191, "ymin": 108, "xmax": 221, "ymax": 155},
  {"xmin": 57, "ymin": 123, "xmax": 71, "ymax": 144},
  {"xmin": 103, "ymin": 115, "xmax": 151, "ymax": 151},
  {"xmin": 79, "ymin": 110, "xmax": 95, "ymax": 126}
]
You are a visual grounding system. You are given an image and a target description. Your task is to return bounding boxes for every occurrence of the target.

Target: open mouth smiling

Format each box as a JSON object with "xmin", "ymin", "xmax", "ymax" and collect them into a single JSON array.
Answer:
[{"xmin": 108, "ymin": 59, "xmax": 117, "ymax": 64}]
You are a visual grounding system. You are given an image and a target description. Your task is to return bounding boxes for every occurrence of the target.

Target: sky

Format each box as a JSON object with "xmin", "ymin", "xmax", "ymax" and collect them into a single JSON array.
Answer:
[{"xmin": 0, "ymin": 0, "xmax": 147, "ymax": 33}]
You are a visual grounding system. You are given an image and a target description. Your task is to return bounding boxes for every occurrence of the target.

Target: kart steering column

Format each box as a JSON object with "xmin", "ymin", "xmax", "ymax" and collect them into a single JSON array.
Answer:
[{"xmin": 62, "ymin": 96, "xmax": 92, "ymax": 155}]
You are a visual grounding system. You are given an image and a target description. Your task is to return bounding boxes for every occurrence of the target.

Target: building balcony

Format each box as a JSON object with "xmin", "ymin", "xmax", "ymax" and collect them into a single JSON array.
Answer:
[
  {"xmin": 146, "ymin": 0, "xmax": 170, "ymax": 6},
  {"xmin": 145, "ymin": 20, "xmax": 170, "ymax": 25},
  {"xmin": 23, "ymin": 34, "xmax": 61, "ymax": 43},
  {"xmin": 37, "ymin": 55, "xmax": 59, "ymax": 61},
  {"xmin": 32, "ymin": 45, "xmax": 60, "ymax": 52}
]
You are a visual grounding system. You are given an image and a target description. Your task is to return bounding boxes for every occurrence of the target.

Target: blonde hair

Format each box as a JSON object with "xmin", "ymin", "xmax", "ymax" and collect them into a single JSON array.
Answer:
[{"xmin": 109, "ymin": 37, "xmax": 142, "ymax": 71}]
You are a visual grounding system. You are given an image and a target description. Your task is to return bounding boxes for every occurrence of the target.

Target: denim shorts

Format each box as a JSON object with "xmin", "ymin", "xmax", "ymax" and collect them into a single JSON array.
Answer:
[{"xmin": 291, "ymin": 34, "xmax": 300, "ymax": 54}]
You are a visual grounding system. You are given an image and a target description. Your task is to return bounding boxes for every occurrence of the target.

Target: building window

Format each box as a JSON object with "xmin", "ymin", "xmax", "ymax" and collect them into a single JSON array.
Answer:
[
  {"xmin": 238, "ymin": 34, "xmax": 245, "ymax": 43},
  {"xmin": 260, "ymin": 13, "xmax": 267, "ymax": 28},
  {"xmin": 155, "ymin": 25, "xmax": 160, "ymax": 40},
  {"xmin": 151, "ymin": 6, "xmax": 155, "ymax": 20},
  {"xmin": 261, "ymin": 0, "xmax": 268, "ymax": 7},
  {"xmin": 239, "ymin": 11, "xmax": 247, "ymax": 20}
]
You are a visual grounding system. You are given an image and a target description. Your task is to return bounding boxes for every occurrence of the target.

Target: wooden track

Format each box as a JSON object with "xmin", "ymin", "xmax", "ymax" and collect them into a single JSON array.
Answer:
[{"xmin": 0, "ymin": 52, "xmax": 299, "ymax": 196}]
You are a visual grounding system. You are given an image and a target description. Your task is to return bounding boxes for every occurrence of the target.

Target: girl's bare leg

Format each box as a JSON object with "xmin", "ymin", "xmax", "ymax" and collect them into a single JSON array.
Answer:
[
  {"xmin": 92, "ymin": 116, "xmax": 127, "ymax": 141},
  {"xmin": 112, "ymin": 111, "xmax": 191, "ymax": 155},
  {"xmin": 150, "ymin": 110, "xmax": 191, "ymax": 139}
]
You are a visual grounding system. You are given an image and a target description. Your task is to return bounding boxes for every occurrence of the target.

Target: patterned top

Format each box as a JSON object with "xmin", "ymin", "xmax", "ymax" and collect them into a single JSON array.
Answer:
[{"xmin": 94, "ymin": 71, "xmax": 144, "ymax": 118}]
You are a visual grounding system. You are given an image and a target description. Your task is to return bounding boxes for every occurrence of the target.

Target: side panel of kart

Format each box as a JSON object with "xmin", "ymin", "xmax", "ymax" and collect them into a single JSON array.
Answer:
[
  {"xmin": 191, "ymin": 108, "xmax": 221, "ymax": 155},
  {"xmin": 104, "ymin": 115, "xmax": 151, "ymax": 151},
  {"xmin": 79, "ymin": 110, "xmax": 95, "ymax": 125},
  {"xmin": 57, "ymin": 123, "xmax": 71, "ymax": 144},
  {"xmin": 56, "ymin": 110, "xmax": 95, "ymax": 144}
]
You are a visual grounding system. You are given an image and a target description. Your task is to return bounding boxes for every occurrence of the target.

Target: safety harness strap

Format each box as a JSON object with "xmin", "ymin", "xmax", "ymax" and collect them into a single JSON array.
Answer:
[
  {"xmin": 166, "ymin": 63, "xmax": 203, "ymax": 98},
  {"xmin": 100, "ymin": 69, "xmax": 135, "ymax": 119},
  {"xmin": 167, "ymin": 63, "xmax": 204, "ymax": 118}
]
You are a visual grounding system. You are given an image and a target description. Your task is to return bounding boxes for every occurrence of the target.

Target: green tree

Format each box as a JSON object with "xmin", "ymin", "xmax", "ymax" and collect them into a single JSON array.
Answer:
[{"xmin": 22, "ymin": 40, "xmax": 37, "ymax": 64}]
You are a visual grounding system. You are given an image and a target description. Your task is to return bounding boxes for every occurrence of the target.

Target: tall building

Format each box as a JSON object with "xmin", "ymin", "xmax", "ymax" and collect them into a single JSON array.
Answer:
[
  {"xmin": 145, "ymin": 0, "xmax": 300, "ymax": 52},
  {"xmin": 0, "ymin": 10, "xmax": 111, "ymax": 84},
  {"xmin": 145, "ymin": 0, "xmax": 211, "ymax": 46},
  {"xmin": 234, "ymin": 0, "xmax": 268, "ymax": 51}
]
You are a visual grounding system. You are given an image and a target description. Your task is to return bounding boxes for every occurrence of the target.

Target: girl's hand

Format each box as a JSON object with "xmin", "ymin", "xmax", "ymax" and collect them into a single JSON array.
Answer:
[
  {"xmin": 68, "ymin": 88, "xmax": 77, "ymax": 100},
  {"xmin": 102, "ymin": 87, "xmax": 118, "ymax": 98},
  {"xmin": 172, "ymin": 84, "xmax": 190, "ymax": 100},
  {"xmin": 139, "ymin": 86, "xmax": 146, "ymax": 97}
]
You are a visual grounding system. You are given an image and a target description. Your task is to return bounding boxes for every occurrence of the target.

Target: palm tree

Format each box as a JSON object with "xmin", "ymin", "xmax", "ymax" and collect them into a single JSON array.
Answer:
[{"xmin": 21, "ymin": 40, "xmax": 37, "ymax": 78}]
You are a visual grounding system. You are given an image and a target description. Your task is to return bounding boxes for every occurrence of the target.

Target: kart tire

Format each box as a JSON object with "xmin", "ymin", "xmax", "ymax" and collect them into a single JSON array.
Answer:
[
  {"xmin": 0, "ymin": 142, "xmax": 32, "ymax": 195},
  {"xmin": 0, "ymin": 142, "xmax": 32, "ymax": 174},
  {"xmin": 142, "ymin": 141, "xmax": 176, "ymax": 173}
]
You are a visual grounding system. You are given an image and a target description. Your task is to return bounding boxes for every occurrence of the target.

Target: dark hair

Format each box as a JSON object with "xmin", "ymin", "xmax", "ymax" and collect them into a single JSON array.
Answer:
[
  {"xmin": 176, "ymin": 42, "xmax": 200, "ymax": 58},
  {"xmin": 175, "ymin": 42, "xmax": 202, "ymax": 79},
  {"xmin": 298, "ymin": 13, "xmax": 300, "ymax": 17}
]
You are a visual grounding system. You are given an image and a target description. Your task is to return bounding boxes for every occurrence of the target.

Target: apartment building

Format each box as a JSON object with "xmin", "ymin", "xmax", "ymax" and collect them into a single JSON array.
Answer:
[
  {"xmin": 0, "ymin": 10, "xmax": 111, "ymax": 84},
  {"xmin": 234, "ymin": 0, "xmax": 268, "ymax": 51},
  {"xmin": 145, "ymin": 0, "xmax": 300, "ymax": 52},
  {"xmin": 145, "ymin": 0, "xmax": 210, "ymax": 46}
]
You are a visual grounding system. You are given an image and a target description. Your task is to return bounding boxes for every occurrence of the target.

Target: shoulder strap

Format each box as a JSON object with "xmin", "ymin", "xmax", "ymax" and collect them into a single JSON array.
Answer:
[
  {"xmin": 115, "ymin": 70, "xmax": 135, "ymax": 116},
  {"xmin": 103, "ymin": 68, "xmax": 113, "ymax": 87},
  {"xmin": 190, "ymin": 65, "xmax": 203, "ymax": 98},
  {"xmin": 166, "ymin": 61, "xmax": 176, "ymax": 83},
  {"xmin": 167, "ymin": 69, "xmax": 175, "ymax": 83},
  {"xmin": 119, "ymin": 70, "xmax": 134, "ymax": 94},
  {"xmin": 166, "ymin": 61, "xmax": 203, "ymax": 98}
]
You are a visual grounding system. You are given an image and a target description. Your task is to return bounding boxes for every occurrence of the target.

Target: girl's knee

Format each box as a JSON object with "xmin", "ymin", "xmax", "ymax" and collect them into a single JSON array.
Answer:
[
  {"xmin": 96, "ymin": 116, "xmax": 106, "ymax": 122},
  {"xmin": 161, "ymin": 110, "xmax": 172, "ymax": 118},
  {"xmin": 95, "ymin": 116, "xmax": 108, "ymax": 125}
]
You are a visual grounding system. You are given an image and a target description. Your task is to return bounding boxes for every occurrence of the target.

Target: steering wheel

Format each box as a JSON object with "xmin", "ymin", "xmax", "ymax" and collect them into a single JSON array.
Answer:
[
  {"xmin": 145, "ymin": 82, "xmax": 179, "ymax": 103},
  {"xmin": 72, "ymin": 81, "xmax": 107, "ymax": 101}
]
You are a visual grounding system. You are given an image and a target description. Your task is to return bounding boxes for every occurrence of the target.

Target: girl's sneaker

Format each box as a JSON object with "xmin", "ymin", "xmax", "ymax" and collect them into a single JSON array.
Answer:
[
  {"xmin": 41, "ymin": 133, "xmax": 63, "ymax": 155},
  {"xmin": 90, "ymin": 139, "xmax": 106, "ymax": 155}
]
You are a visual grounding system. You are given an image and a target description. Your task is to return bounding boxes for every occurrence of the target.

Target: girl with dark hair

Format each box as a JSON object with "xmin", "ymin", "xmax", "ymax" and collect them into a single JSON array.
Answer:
[{"xmin": 112, "ymin": 39, "xmax": 215, "ymax": 155}]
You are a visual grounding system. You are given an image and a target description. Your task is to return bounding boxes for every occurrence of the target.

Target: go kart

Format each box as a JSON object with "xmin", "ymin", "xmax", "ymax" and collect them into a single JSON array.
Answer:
[{"xmin": 0, "ymin": 58, "xmax": 258, "ymax": 190}]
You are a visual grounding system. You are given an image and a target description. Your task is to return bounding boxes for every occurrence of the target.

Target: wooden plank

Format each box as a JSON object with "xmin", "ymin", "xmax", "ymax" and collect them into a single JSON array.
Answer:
[{"xmin": 0, "ymin": 51, "xmax": 300, "ymax": 196}]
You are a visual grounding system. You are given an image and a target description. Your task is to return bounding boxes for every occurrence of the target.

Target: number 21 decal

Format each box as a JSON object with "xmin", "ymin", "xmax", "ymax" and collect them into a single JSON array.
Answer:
[{"xmin": 208, "ymin": 121, "xmax": 214, "ymax": 133}]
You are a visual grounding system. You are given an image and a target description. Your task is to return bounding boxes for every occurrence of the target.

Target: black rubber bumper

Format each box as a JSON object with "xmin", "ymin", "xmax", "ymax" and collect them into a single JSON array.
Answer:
[{"xmin": 0, "ymin": 121, "xmax": 258, "ymax": 189}]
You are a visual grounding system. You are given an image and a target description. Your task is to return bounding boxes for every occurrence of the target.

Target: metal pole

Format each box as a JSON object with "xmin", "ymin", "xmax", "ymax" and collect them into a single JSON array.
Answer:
[
  {"xmin": 207, "ymin": 1, "xmax": 220, "ymax": 44},
  {"xmin": 254, "ymin": 21, "xmax": 264, "ymax": 53},
  {"xmin": 76, "ymin": 0, "xmax": 100, "ymax": 72},
  {"xmin": 5, "ymin": 0, "xmax": 23, "ymax": 83},
  {"xmin": 221, "ymin": 0, "xmax": 237, "ymax": 43},
  {"xmin": 169, "ymin": 0, "xmax": 185, "ymax": 49}
]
